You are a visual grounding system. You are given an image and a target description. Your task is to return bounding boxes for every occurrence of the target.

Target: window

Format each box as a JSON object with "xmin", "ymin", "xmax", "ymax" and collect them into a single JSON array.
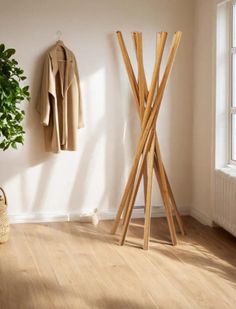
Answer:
[
  {"xmin": 216, "ymin": 0, "xmax": 234, "ymax": 167},
  {"xmin": 230, "ymin": 2, "xmax": 236, "ymax": 162}
]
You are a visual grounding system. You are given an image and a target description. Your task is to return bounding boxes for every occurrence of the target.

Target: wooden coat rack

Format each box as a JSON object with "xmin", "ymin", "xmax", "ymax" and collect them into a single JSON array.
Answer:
[{"xmin": 111, "ymin": 31, "xmax": 185, "ymax": 250}]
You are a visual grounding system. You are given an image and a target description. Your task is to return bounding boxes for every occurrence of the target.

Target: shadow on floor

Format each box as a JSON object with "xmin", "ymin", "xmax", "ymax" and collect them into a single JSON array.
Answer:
[
  {"xmin": 83, "ymin": 296, "xmax": 156, "ymax": 309},
  {"xmin": 0, "ymin": 262, "xmax": 75, "ymax": 308},
  {"xmin": 11, "ymin": 216, "xmax": 236, "ymax": 293},
  {"xmin": 44, "ymin": 216, "xmax": 236, "ymax": 289}
]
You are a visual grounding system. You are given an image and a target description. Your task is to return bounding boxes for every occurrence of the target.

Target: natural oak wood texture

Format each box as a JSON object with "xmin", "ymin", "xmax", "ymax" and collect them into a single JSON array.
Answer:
[
  {"xmin": 0, "ymin": 218, "xmax": 236, "ymax": 309},
  {"xmin": 143, "ymin": 138, "xmax": 155, "ymax": 250},
  {"xmin": 111, "ymin": 31, "xmax": 184, "ymax": 248}
]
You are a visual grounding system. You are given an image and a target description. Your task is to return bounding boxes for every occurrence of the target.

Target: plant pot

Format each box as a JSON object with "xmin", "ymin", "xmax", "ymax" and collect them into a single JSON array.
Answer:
[{"xmin": 0, "ymin": 187, "xmax": 9, "ymax": 243}]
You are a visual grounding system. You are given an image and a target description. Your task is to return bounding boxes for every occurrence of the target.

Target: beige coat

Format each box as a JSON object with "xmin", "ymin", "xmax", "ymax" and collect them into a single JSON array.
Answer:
[{"xmin": 37, "ymin": 41, "xmax": 84, "ymax": 153}]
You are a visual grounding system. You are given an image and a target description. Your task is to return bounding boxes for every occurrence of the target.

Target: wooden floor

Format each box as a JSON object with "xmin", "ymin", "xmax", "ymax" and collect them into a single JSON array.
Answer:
[{"xmin": 0, "ymin": 217, "xmax": 236, "ymax": 309}]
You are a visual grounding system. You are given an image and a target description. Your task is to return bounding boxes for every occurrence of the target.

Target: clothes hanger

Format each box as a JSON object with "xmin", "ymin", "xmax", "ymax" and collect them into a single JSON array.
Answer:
[
  {"xmin": 56, "ymin": 30, "xmax": 67, "ymax": 48},
  {"xmin": 56, "ymin": 30, "xmax": 63, "ymax": 43},
  {"xmin": 55, "ymin": 30, "xmax": 66, "ymax": 62}
]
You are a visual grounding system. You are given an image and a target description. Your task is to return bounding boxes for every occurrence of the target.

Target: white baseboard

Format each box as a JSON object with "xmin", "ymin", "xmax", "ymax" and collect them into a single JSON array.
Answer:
[
  {"xmin": 9, "ymin": 212, "xmax": 71, "ymax": 224},
  {"xmin": 190, "ymin": 207, "xmax": 212, "ymax": 226},
  {"xmin": 99, "ymin": 205, "xmax": 190, "ymax": 220},
  {"xmin": 8, "ymin": 206, "xmax": 214, "ymax": 229},
  {"xmin": 8, "ymin": 206, "xmax": 190, "ymax": 224}
]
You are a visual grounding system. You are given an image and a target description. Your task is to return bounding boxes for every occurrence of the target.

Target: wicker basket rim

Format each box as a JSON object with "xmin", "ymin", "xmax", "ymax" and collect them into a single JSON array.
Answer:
[{"xmin": 0, "ymin": 187, "xmax": 7, "ymax": 206}]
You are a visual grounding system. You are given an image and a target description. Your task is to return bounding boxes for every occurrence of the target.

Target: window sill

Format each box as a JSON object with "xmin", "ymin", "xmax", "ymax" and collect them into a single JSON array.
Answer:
[{"xmin": 216, "ymin": 166, "xmax": 236, "ymax": 177}]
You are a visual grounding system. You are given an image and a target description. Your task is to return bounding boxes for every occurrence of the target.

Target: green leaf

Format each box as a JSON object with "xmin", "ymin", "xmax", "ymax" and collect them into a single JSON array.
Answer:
[
  {"xmin": 15, "ymin": 113, "xmax": 22, "ymax": 121},
  {"xmin": 23, "ymin": 86, "xmax": 29, "ymax": 92},
  {"xmin": 11, "ymin": 141, "xmax": 17, "ymax": 149},
  {"xmin": 3, "ymin": 142, "xmax": 10, "ymax": 151},
  {"xmin": 15, "ymin": 135, "xmax": 23, "ymax": 144},
  {"xmin": 0, "ymin": 44, "xmax": 5, "ymax": 53},
  {"xmin": 5, "ymin": 48, "xmax": 16, "ymax": 58}
]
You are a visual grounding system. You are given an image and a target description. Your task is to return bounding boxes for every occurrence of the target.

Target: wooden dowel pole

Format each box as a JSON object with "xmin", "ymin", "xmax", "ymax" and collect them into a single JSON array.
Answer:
[
  {"xmin": 143, "ymin": 159, "xmax": 148, "ymax": 214},
  {"xmin": 141, "ymin": 32, "xmax": 167, "ymax": 130},
  {"xmin": 111, "ymin": 168, "xmax": 137, "ymax": 234},
  {"xmin": 135, "ymin": 31, "xmax": 148, "ymax": 213},
  {"xmin": 163, "ymin": 167, "xmax": 185, "ymax": 235},
  {"xmin": 132, "ymin": 32, "xmax": 149, "ymax": 101},
  {"xmin": 120, "ymin": 129, "xmax": 155, "ymax": 245},
  {"xmin": 143, "ymin": 137, "xmax": 155, "ymax": 250},
  {"xmin": 137, "ymin": 33, "xmax": 145, "ymax": 117},
  {"xmin": 154, "ymin": 137, "xmax": 177, "ymax": 245},
  {"xmin": 116, "ymin": 31, "xmax": 140, "ymax": 112},
  {"xmin": 136, "ymin": 32, "xmax": 147, "ymax": 115},
  {"xmin": 153, "ymin": 133, "xmax": 185, "ymax": 235},
  {"xmin": 121, "ymin": 189, "xmax": 132, "ymax": 225}
]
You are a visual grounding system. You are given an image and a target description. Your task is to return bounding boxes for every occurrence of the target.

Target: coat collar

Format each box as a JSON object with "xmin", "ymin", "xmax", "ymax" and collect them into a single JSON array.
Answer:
[{"xmin": 49, "ymin": 41, "xmax": 74, "ymax": 96}]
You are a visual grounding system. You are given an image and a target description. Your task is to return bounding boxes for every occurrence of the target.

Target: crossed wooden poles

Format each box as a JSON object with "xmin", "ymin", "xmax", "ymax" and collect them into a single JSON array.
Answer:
[{"xmin": 111, "ymin": 31, "xmax": 185, "ymax": 250}]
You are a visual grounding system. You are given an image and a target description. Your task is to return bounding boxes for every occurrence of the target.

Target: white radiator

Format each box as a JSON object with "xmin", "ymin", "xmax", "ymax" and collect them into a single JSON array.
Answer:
[{"xmin": 214, "ymin": 169, "xmax": 236, "ymax": 237}]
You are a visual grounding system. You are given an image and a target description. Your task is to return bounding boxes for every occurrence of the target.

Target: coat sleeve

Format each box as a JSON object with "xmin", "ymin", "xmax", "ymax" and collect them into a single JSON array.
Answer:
[
  {"xmin": 36, "ymin": 55, "xmax": 51, "ymax": 126},
  {"xmin": 74, "ymin": 56, "xmax": 84, "ymax": 128}
]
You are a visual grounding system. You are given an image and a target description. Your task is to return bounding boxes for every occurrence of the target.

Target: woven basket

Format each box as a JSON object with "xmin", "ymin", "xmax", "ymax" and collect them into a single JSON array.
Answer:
[{"xmin": 0, "ymin": 187, "xmax": 9, "ymax": 243}]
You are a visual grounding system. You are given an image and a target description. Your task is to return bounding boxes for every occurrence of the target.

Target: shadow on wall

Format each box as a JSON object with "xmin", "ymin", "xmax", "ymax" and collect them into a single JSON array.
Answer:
[
  {"xmin": 150, "ymin": 32, "xmax": 192, "ymax": 211},
  {"xmin": 97, "ymin": 33, "xmax": 139, "ymax": 212},
  {"xmin": 0, "ymin": 32, "xmax": 142, "ymax": 215},
  {"xmin": 6, "ymin": 33, "xmax": 134, "ymax": 215},
  {"xmin": 0, "ymin": 51, "xmax": 52, "ymax": 213},
  {"xmin": 167, "ymin": 33, "xmax": 192, "ymax": 209},
  {"xmin": 0, "ymin": 51, "xmax": 44, "ymax": 168},
  {"xmin": 68, "ymin": 116, "xmax": 105, "ymax": 213},
  {"xmin": 68, "ymin": 33, "xmax": 139, "ymax": 213}
]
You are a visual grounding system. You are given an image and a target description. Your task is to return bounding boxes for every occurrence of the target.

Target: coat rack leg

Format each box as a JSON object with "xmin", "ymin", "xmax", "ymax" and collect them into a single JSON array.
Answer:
[
  {"xmin": 111, "ymin": 140, "xmax": 150, "ymax": 235},
  {"xmin": 121, "ymin": 189, "xmax": 132, "ymax": 224},
  {"xmin": 163, "ymin": 168, "xmax": 185, "ymax": 235},
  {"xmin": 153, "ymin": 134, "xmax": 185, "ymax": 235},
  {"xmin": 120, "ymin": 130, "xmax": 155, "ymax": 245},
  {"xmin": 154, "ymin": 138, "xmax": 177, "ymax": 245},
  {"xmin": 111, "ymin": 189, "xmax": 132, "ymax": 234},
  {"xmin": 143, "ymin": 138, "xmax": 155, "ymax": 250},
  {"xmin": 143, "ymin": 159, "xmax": 148, "ymax": 213}
]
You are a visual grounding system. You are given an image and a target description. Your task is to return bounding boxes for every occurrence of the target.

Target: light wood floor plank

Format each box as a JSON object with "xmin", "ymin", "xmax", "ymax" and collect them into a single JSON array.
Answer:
[{"xmin": 0, "ymin": 217, "xmax": 236, "ymax": 308}]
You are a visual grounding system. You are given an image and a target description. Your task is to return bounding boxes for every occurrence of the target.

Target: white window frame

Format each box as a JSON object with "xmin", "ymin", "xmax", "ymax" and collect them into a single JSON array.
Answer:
[
  {"xmin": 215, "ymin": 0, "xmax": 232, "ymax": 169},
  {"xmin": 229, "ymin": 0, "xmax": 236, "ymax": 164}
]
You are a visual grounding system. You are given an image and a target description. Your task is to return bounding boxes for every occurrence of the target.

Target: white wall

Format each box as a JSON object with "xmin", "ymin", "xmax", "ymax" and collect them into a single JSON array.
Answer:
[
  {"xmin": 0, "ymin": 0, "xmax": 194, "ymax": 221},
  {"xmin": 191, "ymin": 0, "xmax": 219, "ymax": 225}
]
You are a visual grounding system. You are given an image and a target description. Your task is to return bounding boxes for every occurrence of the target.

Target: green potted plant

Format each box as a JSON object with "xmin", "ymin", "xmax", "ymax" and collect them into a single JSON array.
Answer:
[
  {"xmin": 0, "ymin": 43, "xmax": 29, "ymax": 150},
  {"xmin": 0, "ymin": 43, "xmax": 29, "ymax": 243}
]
